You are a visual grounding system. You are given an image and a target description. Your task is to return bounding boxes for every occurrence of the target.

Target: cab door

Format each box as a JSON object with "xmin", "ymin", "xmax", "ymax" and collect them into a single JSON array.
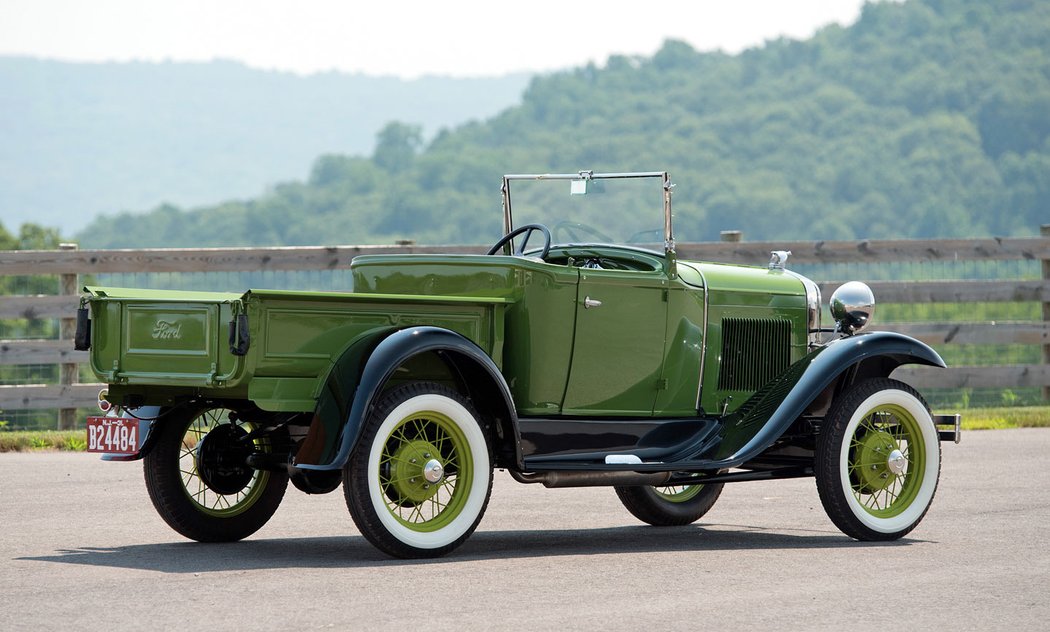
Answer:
[{"xmin": 561, "ymin": 269, "xmax": 669, "ymax": 415}]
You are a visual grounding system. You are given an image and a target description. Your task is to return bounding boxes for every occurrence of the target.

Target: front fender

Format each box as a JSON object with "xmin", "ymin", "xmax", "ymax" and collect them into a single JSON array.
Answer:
[
  {"xmin": 712, "ymin": 331, "xmax": 945, "ymax": 466},
  {"xmin": 293, "ymin": 326, "xmax": 518, "ymax": 472}
]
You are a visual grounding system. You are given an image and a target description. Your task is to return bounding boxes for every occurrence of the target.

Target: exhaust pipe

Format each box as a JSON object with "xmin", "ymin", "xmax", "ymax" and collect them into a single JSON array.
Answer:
[{"xmin": 509, "ymin": 470, "xmax": 672, "ymax": 488}]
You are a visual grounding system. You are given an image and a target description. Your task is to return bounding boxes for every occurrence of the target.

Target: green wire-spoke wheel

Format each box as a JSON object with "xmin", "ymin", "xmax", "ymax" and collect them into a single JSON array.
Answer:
[
  {"xmin": 344, "ymin": 382, "xmax": 493, "ymax": 559},
  {"xmin": 816, "ymin": 378, "xmax": 941, "ymax": 541},
  {"xmin": 615, "ymin": 478, "xmax": 724, "ymax": 527},
  {"xmin": 144, "ymin": 406, "xmax": 289, "ymax": 542},
  {"xmin": 652, "ymin": 484, "xmax": 705, "ymax": 503}
]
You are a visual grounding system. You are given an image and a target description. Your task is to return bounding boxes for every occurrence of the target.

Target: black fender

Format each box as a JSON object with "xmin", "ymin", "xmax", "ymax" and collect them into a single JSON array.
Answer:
[
  {"xmin": 293, "ymin": 326, "xmax": 520, "ymax": 473},
  {"xmin": 711, "ymin": 331, "xmax": 945, "ymax": 466}
]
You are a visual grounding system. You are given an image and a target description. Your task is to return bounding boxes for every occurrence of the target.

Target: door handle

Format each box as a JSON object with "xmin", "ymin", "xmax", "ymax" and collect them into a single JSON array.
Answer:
[{"xmin": 583, "ymin": 296, "xmax": 602, "ymax": 309}]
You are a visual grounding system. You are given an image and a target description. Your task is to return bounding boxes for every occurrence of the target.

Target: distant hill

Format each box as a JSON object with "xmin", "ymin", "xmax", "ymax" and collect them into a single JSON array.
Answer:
[
  {"xmin": 0, "ymin": 58, "xmax": 530, "ymax": 231},
  {"xmin": 79, "ymin": 0, "xmax": 1050, "ymax": 247}
]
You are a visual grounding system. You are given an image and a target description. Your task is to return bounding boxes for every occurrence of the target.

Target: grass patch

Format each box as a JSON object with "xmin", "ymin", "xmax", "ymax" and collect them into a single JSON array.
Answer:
[
  {"xmin": 0, "ymin": 431, "xmax": 89, "ymax": 453},
  {"xmin": 939, "ymin": 406, "xmax": 1050, "ymax": 430}
]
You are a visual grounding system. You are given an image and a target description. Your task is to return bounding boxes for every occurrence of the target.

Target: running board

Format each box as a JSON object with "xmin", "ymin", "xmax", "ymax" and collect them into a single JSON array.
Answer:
[{"xmin": 518, "ymin": 416, "xmax": 722, "ymax": 465}]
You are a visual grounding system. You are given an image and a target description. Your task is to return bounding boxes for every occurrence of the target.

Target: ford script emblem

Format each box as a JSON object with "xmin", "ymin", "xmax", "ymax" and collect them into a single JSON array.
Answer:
[{"xmin": 151, "ymin": 320, "xmax": 183, "ymax": 340}]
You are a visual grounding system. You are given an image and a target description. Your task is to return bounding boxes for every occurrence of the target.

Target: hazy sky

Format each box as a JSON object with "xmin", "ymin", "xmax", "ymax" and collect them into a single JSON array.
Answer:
[{"xmin": 0, "ymin": 0, "xmax": 869, "ymax": 78}]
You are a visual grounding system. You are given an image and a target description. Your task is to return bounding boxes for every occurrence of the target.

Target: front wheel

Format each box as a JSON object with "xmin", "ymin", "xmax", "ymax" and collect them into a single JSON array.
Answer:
[
  {"xmin": 343, "ymin": 382, "xmax": 493, "ymax": 559},
  {"xmin": 615, "ymin": 481, "xmax": 724, "ymax": 526},
  {"xmin": 815, "ymin": 378, "xmax": 941, "ymax": 541},
  {"xmin": 144, "ymin": 406, "xmax": 289, "ymax": 542}
]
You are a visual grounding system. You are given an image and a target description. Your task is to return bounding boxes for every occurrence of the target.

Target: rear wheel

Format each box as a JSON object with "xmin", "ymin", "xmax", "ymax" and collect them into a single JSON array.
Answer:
[
  {"xmin": 144, "ymin": 406, "xmax": 288, "ymax": 542},
  {"xmin": 343, "ymin": 382, "xmax": 493, "ymax": 558},
  {"xmin": 615, "ymin": 480, "xmax": 724, "ymax": 526},
  {"xmin": 815, "ymin": 378, "xmax": 940, "ymax": 541}
]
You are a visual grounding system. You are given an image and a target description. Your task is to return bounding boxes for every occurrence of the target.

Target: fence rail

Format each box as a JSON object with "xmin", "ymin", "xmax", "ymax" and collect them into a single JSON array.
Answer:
[
  {"xmin": 0, "ymin": 339, "xmax": 88, "ymax": 365},
  {"xmin": 2, "ymin": 230, "xmax": 1049, "ymax": 421},
  {"xmin": 2, "ymin": 237, "xmax": 1050, "ymax": 274},
  {"xmin": 0, "ymin": 384, "xmax": 102, "ymax": 410}
]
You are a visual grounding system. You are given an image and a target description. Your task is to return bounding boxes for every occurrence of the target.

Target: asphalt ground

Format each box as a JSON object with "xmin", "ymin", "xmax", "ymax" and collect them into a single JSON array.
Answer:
[{"xmin": 1, "ymin": 429, "xmax": 1047, "ymax": 631}]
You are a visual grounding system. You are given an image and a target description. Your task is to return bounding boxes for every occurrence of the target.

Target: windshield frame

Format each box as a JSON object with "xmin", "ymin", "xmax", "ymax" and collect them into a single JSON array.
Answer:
[{"xmin": 500, "ymin": 170, "xmax": 676, "ymax": 257}]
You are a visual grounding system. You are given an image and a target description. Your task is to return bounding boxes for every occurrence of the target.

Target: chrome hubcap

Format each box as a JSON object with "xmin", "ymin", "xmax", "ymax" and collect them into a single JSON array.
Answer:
[
  {"xmin": 886, "ymin": 449, "xmax": 907, "ymax": 475},
  {"xmin": 422, "ymin": 458, "xmax": 444, "ymax": 484}
]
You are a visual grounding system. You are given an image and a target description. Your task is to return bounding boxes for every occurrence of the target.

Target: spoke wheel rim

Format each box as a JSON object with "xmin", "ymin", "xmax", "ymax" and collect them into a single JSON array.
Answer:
[
  {"xmin": 652, "ymin": 484, "xmax": 704, "ymax": 503},
  {"xmin": 846, "ymin": 404, "xmax": 926, "ymax": 519},
  {"xmin": 378, "ymin": 410, "xmax": 473, "ymax": 533},
  {"xmin": 179, "ymin": 409, "xmax": 270, "ymax": 518}
]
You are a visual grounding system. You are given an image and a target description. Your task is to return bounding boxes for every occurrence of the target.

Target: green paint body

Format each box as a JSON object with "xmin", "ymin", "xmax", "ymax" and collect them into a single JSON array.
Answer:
[{"xmin": 84, "ymin": 248, "xmax": 809, "ymax": 421}]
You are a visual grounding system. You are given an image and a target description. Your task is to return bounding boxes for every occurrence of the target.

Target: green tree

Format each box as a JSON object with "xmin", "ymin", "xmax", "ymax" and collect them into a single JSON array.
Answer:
[
  {"xmin": 372, "ymin": 122, "xmax": 423, "ymax": 172},
  {"xmin": 75, "ymin": 0, "xmax": 1050, "ymax": 248}
]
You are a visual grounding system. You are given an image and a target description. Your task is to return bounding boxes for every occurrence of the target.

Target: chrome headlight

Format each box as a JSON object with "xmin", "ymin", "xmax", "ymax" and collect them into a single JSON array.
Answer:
[{"xmin": 830, "ymin": 281, "xmax": 875, "ymax": 334}]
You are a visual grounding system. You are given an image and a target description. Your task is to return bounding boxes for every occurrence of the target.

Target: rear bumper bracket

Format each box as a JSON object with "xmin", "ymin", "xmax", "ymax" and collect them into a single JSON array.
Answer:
[{"xmin": 934, "ymin": 413, "xmax": 961, "ymax": 444}]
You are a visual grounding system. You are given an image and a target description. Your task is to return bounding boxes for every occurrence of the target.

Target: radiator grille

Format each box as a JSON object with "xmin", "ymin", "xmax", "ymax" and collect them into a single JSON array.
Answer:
[{"xmin": 717, "ymin": 318, "xmax": 792, "ymax": 392}]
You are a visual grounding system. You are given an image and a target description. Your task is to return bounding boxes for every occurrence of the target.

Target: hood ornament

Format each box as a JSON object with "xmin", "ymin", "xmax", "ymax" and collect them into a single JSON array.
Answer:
[{"xmin": 769, "ymin": 250, "xmax": 792, "ymax": 270}]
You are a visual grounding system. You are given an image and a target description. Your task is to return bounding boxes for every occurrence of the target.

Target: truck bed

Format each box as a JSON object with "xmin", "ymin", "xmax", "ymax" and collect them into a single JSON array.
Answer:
[{"xmin": 83, "ymin": 286, "xmax": 509, "ymax": 411}]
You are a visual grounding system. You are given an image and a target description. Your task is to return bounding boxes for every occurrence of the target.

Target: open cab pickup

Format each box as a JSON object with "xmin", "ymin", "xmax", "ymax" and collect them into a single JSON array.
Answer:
[{"xmin": 78, "ymin": 171, "xmax": 957, "ymax": 558}]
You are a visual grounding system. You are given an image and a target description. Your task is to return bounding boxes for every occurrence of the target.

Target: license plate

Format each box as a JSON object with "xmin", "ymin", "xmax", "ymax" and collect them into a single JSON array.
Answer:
[{"xmin": 86, "ymin": 416, "xmax": 142, "ymax": 454}]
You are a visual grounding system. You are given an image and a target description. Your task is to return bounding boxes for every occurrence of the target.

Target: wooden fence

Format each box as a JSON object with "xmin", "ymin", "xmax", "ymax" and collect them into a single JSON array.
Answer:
[{"xmin": 2, "ymin": 229, "xmax": 1049, "ymax": 427}]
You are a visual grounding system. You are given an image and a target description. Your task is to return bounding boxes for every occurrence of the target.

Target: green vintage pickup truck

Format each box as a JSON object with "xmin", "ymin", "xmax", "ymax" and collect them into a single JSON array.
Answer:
[{"xmin": 78, "ymin": 171, "xmax": 958, "ymax": 558}]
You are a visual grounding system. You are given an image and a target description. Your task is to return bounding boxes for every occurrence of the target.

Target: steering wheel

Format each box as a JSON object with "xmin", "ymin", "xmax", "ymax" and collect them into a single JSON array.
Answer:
[{"xmin": 486, "ymin": 223, "xmax": 552, "ymax": 259}]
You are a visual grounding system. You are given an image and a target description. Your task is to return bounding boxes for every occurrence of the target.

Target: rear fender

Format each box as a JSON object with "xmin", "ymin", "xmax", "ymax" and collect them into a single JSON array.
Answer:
[
  {"xmin": 293, "ymin": 326, "xmax": 519, "ymax": 472},
  {"xmin": 713, "ymin": 331, "xmax": 945, "ymax": 466}
]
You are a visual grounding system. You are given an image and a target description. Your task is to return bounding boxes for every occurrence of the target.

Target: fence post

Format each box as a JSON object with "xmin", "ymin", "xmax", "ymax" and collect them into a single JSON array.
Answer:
[
  {"xmin": 58, "ymin": 243, "xmax": 79, "ymax": 430},
  {"xmin": 1042, "ymin": 225, "xmax": 1050, "ymax": 402}
]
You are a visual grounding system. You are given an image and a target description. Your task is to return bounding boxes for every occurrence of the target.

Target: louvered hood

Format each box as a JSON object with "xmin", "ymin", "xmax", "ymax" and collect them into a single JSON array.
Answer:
[{"xmin": 679, "ymin": 261, "xmax": 811, "ymax": 416}]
